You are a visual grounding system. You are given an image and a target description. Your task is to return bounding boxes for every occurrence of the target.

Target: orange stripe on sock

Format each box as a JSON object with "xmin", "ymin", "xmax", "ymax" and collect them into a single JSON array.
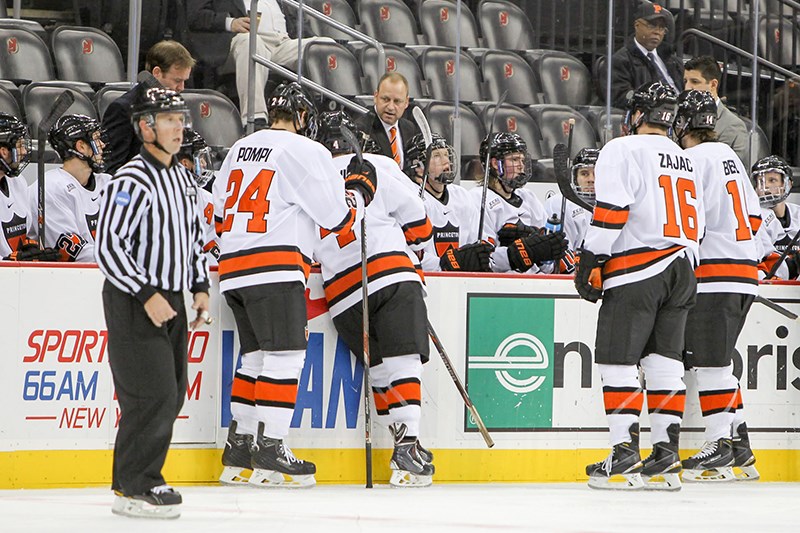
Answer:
[
  {"xmin": 699, "ymin": 390, "xmax": 738, "ymax": 415},
  {"xmin": 387, "ymin": 380, "xmax": 421, "ymax": 406},
  {"xmin": 231, "ymin": 376, "xmax": 255, "ymax": 402},
  {"xmin": 255, "ymin": 380, "xmax": 298, "ymax": 406},
  {"xmin": 647, "ymin": 390, "xmax": 686, "ymax": 416},
  {"xmin": 734, "ymin": 388, "xmax": 744, "ymax": 410},
  {"xmin": 603, "ymin": 388, "xmax": 644, "ymax": 415},
  {"xmin": 373, "ymin": 390, "xmax": 390, "ymax": 413}
]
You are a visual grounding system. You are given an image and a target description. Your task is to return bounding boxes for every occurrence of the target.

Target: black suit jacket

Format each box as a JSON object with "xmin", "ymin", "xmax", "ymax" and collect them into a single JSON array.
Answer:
[
  {"xmin": 102, "ymin": 84, "xmax": 143, "ymax": 175},
  {"xmin": 356, "ymin": 110, "xmax": 420, "ymax": 169}
]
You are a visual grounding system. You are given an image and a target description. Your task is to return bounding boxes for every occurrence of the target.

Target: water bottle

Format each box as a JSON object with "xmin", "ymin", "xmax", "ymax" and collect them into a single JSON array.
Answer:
[{"xmin": 541, "ymin": 214, "xmax": 562, "ymax": 271}]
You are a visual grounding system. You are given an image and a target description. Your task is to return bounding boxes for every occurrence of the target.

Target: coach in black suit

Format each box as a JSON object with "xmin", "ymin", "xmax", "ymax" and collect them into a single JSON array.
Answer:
[{"xmin": 356, "ymin": 73, "xmax": 420, "ymax": 170}]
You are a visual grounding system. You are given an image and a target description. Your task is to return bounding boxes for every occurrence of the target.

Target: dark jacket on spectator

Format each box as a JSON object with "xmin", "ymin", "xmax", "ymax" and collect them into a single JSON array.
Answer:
[
  {"xmin": 356, "ymin": 110, "xmax": 420, "ymax": 166},
  {"xmin": 102, "ymin": 84, "xmax": 143, "ymax": 175}
]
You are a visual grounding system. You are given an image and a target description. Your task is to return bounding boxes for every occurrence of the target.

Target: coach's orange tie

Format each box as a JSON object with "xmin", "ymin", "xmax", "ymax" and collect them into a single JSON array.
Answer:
[{"xmin": 389, "ymin": 126, "xmax": 401, "ymax": 165}]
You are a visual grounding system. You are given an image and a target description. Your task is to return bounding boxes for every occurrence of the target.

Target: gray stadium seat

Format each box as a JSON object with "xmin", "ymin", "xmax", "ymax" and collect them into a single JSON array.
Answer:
[
  {"xmin": 94, "ymin": 86, "xmax": 128, "ymax": 120},
  {"xmin": 757, "ymin": 16, "xmax": 800, "ymax": 66},
  {"xmin": 418, "ymin": 0, "xmax": 481, "ymax": 48},
  {"xmin": 302, "ymin": 41, "xmax": 366, "ymax": 97},
  {"xmin": 477, "ymin": 103, "xmax": 544, "ymax": 160},
  {"xmin": 52, "ymin": 26, "xmax": 126, "ymax": 85},
  {"xmin": 23, "ymin": 83, "xmax": 98, "ymax": 133},
  {"xmin": 181, "ymin": 89, "xmax": 244, "ymax": 151},
  {"xmin": 0, "ymin": 18, "xmax": 47, "ymax": 42},
  {"xmin": 0, "ymin": 84, "xmax": 22, "ymax": 118},
  {"xmin": 360, "ymin": 45, "xmax": 427, "ymax": 99},
  {"xmin": 576, "ymin": 105, "xmax": 626, "ymax": 145},
  {"xmin": 526, "ymin": 50, "xmax": 592, "ymax": 106},
  {"xmin": 424, "ymin": 101, "xmax": 486, "ymax": 158},
  {"xmin": 358, "ymin": 0, "xmax": 420, "ymax": 45},
  {"xmin": 477, "ymin": 0, "xmax": 536, "ymax": 51},
  {"xmin": 419, "ymin": 47, "xmax": 485, "ymax": 102},
  {"xmin": 480, "ymin": 50, "xmax": 541, "ymax": 106},
  {"xmin": 0, "ymin": 27, "xmax": 54, "ymax": 83},
  {"xmin": 305, "ymin": 0, "xmax": 358, "ymax": 41},
  {"xmin": 526, "ymin": 104, "xmax": 597, "ymax": 158}
]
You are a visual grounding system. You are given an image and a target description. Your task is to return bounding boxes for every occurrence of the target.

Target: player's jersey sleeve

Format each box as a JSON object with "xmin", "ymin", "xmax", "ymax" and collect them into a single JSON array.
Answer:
[{"xmin": 379, "ymin": 158, "xmax": 432, "ymax": 252}]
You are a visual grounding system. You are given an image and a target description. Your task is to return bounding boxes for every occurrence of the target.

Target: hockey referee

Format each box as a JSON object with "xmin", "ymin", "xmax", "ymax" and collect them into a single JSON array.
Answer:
[{"xmin": 95, "ymin": 87, "xmax": 210, "ymax": 520}]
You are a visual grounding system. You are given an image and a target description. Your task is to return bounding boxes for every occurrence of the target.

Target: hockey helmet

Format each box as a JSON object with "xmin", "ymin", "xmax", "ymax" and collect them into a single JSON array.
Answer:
[
  {"xmin": 751, "ymin": 155, "xmax": 793, "ymax": 208},
  {"xmin": 48, "ymin": 114, "xmax": 108, "ymax": 172},
  {"xmin": 178, "ymin": 128, "xmax": 215, "ymax": 187},
  {"xmin": 267, "ymin": 82, "xmax": 318, "ymax": 139},
  {"xmin": 674, "ymin": 89, "xmax": 717, "ymax": 140},
  {"xmin": 571, "ymin": 147, "xmax": 600, "ymax": 207},
  {"xmin": 0, "ymin": 112, "xmax": 31, "ymax": 177},
  {"xmin": 315, "ymin": 110, "xmax": 359, "ymax": 155},
  {"xmin": 479, "ymin": 131, "xmax": 532, "ymax": 189},
  {"xmin": 624, "ymin": 81, "xmax": 679, "ymax": 133},
  {"xmin": 130, "ymin": 87, "xmax": 191, "ymax": 137},
  {"xmin": 404, "ymin": 132, "xmax": 456, "ymax": 184}
]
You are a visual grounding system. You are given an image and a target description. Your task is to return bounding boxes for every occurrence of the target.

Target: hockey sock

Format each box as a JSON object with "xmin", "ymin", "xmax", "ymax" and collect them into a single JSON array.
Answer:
[
  {"xmin": 732, "ymin": 385, "xmax": 746, "ymax": 433},
  {"xmin": 370, "ymin": 362, "xmax": 396, "ymax": 427},
  {"xmin": 598, "ymin": 364, "xmax": 643, "ymax": 446},
  {"xmin": 692, "ymin": 364, "xmax": 738, "ymax": 441},
  {"xmin": 230, "ymin": 351, "xmax": 262, "ymax": 436},
  {"xmin": 256, "ymin": 350, "xmax": 306, "ymax": 440},
  {"xmin": 641, "ymin": 354, "xmax": 686, "ymax": 444},
  {"xmin": 373, "ymin": 354, "xmax": 423, "ymax": 439}
]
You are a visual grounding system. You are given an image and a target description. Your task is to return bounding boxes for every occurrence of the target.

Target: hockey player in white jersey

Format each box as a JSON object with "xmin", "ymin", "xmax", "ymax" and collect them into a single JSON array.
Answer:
[
  {"xmin": 543, "ymin": 147, "xmax": 598, "ymax": 249},
  {"xmin": 577, "ymin": 81, "xmax": 703, "ymax": 491},
  {"xmin": 402, "ymin": 132, "xmax": 492, "ymax": 272},
  {"xmin": 472, "ymin": 132, "xmax": 569, "ymax": 273},
  {"xmin": 313, "ymin": 111, "xmax": 434, "ymax": 487},
  {"xmin": 673, "ymin": 90, "xmax": 761, "ymax": 482},
  {"xmin": 177, "ymin": 128, "xmax": 219, "ymax": 265},
  {"xmin": 26, "ymin": 114, "xmax": 110, "ymax": 262},
  {"xmin": 214, "ymin": 83, "xmax": 377, "ymax": 488}
]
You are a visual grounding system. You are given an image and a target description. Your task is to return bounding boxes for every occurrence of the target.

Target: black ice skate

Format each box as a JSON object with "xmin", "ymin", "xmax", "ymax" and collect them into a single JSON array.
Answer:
[
  {"xmin": 390, "ymin": 440, "xmax": 435, "ymax": 488},
  {"xmin": 681, "ymin": 438, "xmax": 735, "ymax": 483},
  {"xmin": 641, "ymin": 423, "xmax": 682, "ymax": 491},
  {"xmin": 219, "ymin": 420, "xmax": 255, "ymax": 485},
  {"xmin": 586, "ymin": 424, "xmax": 644, "ymax": 491},
  {"xmin": 731, "ymin": 423, "xmax": 760, "ymax": 481},
  {"xmin": 249, "ymin": 422, "xmax": 316, "ymax": 488},
  {"xmin": 389, "ymin": 422, "xmax": 434, "ymax": 463},
  {"xmin": 111, "ymin": 485, "xmax": 182, "ymax": 519}
]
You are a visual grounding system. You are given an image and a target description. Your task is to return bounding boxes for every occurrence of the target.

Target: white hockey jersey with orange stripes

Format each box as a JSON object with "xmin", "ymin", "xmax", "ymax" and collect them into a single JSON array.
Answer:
[
  {"xmin": 314, "ymin": 153, "xmax": 432, "ymax": 317},
  {"xmin": 583, "ymin": 134, "xmax": 704, "ymax": 290},
  {"xmin": 686, "ymin": 142, "xmax": 761, "ymax": 294},
  {"xmin": 0, "ymin": 175, "xmax": 29, "ymax": 258},
  {"xmin": 544, "ymin": 193, "xmax": 590, "ymax": 250},
  {"xmin": 754, "ymin": 203, "xmax": 800, "ymax": 279},
  {"xmin": 27, "ymin": 168, "xmax": 110, "ymax": 262},
  {"xmin": 196, "ymin": 187, "xmax": 219, "ymax": 266},
  {"xmin": 213, "ymin": 129, "xmax": 360, "ymax": 292}
]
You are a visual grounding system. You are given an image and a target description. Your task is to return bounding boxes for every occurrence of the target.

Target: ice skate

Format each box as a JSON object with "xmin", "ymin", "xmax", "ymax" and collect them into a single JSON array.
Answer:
[
  {"xmin": 111, "ymin": 485, "xmax": 182, "ymax": 519},
  {"xmin": 219, "ymin": 420, "xmax": 254, "ymax": 485},
  {"xmin": 249, "ymin": 423, "xmax": 316, "ymax": 488},
  {"xmin": 641, "ymin": 424, "xmax": 682, "ymax": 491},
  {"xmin": 390, "ymin": 440, "xmax": 434, "ymax": 487},
  {"xmin": 731, "ymin": 423, "xmax": 760, "ymax": 481},
  {"xmin": 586, "ymin": 424, "xmax": 644, "ymax": 491},
  {"xmin": 389, "ymin": 422, "xmax": 434, "ymax": 463},
  {"xmin": 681, "ymin": 438, "xmax": 735, "ymax": 482}
]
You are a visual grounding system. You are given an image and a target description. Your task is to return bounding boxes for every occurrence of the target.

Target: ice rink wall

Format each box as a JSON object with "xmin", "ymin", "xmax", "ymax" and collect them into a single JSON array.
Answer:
[{"xmin": 1, "ymin": 264, "xmax": 799, "ymax": 488}]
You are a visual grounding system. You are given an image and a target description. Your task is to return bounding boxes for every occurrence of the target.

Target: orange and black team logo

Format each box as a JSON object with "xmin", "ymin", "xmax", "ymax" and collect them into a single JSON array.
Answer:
[
  {"xmin": 85, "ymin": 212, "xmax": 99, "ymax": 240},
  {"xmin": 2, "ymin": 213, "xmax": 26, "ymax": 252},
  {"xmin": 434, "ymin": 222, "xmax": 459, "ymax": 258}
]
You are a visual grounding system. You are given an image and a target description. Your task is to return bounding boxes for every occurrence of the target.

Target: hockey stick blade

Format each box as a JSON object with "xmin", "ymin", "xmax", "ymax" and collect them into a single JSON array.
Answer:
[
  {"xmin": 477, "ymin": 91, "xmax": 509, "ymax": 241},
  {"xmin": 765, "ymin": 228, "xmax": 800, "ymax": 280},
  {"xmin": 754, "ymin": 295, "xmax": 799, "ymax": 321},
  {"xmin": 38, "ymin": 91, "xmax": 75, "ymax": 136},
  {"xmin": 553, "ymin": 143, "xmax": 593, "ymax": 213},
  {"xmin": 412, "ymin": 107, "xmax": 435, "ymax": 198}
]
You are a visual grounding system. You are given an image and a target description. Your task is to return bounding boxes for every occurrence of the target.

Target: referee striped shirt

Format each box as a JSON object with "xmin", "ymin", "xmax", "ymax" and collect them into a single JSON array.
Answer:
[{"xmin": 95, "ymin": 148, "xmax": 210, "ymax": 303}]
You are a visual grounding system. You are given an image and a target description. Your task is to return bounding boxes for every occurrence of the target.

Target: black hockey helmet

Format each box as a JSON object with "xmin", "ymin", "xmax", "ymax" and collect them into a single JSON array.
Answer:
[
  {"xmin": 674, "ymin": 89, "xmax": 717, "ymax": 140},
  {"xmin": 0, "ymin": 112, "xmax": 31, "ymax": 177},
  {"xmin": 267, "ymin": 81, "xmax": 318, "ymax": 139},
  {"xmin": 624, "ymin": 81, "xmax": 679, "ymax": 133},
  {"xmin": 751, "ymin": 155, "xmax": 793, "ymax": 208},
  {"xmin": 479, "ymin": 131, "xmax": 532, "ymax": 189},
  {"xmin": 130, "ymin": 87, "xmax": 191, "ymax": 137},
  {"xmin": 178, "ymin": 127, "xmax": 215, "ymax": 187},
  {"xmin": 405, "ymin": 132, "xmax": 456, "ymax": 184},
  {"xmin": 315, "ymin": 110, "xmax": 359, "ymax": 155},
  {"xmin": 48, "ymin": 114, "xmax": 107, "ymax": 172},
  {"xmin": 571, "ymin": 147, "xmax": 600, "ymax": 207}
]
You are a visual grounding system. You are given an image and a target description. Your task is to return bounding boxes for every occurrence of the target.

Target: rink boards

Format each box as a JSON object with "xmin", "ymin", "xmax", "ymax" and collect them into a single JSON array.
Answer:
[{"xmin": 1, "ymin": 264, "xmax": 799, "ymax": 488}]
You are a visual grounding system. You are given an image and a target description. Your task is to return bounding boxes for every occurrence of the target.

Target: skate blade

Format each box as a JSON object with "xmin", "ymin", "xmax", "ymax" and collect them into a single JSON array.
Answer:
[
  {"xmin": 111, "ymin": 496, "xmax": 181, "ymax": 519},
  {"xmin": 587, "ymin": 473, "xmax": 644, "ymax": 491},
  {"xmin": 249, "ymin": 469, "xmax": 316, "ymax": 488},
  {"xmin": 682, "ymin": 467, "xmax": 736, "ymax": 483},
  {"xmin": 642, "ymin": 472, "xmax": 682, "ymax": 491},
  {"xmin": 733, "ymin": 465, "xmax": 760, "ymax": 481},
  {"xmin": 219, "ymin": 466, "xmax": 252, "ymax": 485},
  {"xmin": 390, "ymin": 470, "xmax": 433, "ymax": 488}
]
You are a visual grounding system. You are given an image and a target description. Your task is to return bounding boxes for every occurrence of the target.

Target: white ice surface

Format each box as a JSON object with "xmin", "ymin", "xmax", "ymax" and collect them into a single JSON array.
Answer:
[{"xmin": 1, "ymin": 483, "xmax": 797, "ymax": 533}]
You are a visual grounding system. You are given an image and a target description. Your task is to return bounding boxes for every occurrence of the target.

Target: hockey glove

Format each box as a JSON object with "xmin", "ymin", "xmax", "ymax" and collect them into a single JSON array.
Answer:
[
  {"xmin": 439, "ymin": 241, "xmax": 494, "ymax": 272},
  {"xmin": 557, "ymin": 248, "xmax": 577, "ymax": 274},
  {"xmin": 496, "ymin": 220, "xmax": 538, "ymax": 247},
  {"xmin": 574, "ymin": 249, "xmax": 608, "ymax": 303},
  {"xmin": 344, "ymin": 157, "xmax": 378, "ymax": 207},
  {"xmin": 785, "ymin": 250, "xmax": 800, "ymax": 280},
  {"xmin": 5, "ymin": 239, "xmax": 61, "ymax": 262},
  {"xmin": 507, "ymin": 232, "xmax": 569, "ymax": 272}
]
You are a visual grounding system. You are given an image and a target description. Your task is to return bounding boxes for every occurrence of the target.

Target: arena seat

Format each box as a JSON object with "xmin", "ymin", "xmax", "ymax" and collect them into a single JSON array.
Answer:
[
  {"xmin": 23, "ymin": 83, "xmax": 97, "ymax": 134},
  {"xmin": 305, "ymin": 0, "xmax": 359, "ymax": 41},
  {"xmin": 576, "ymin": 105, "xmax": 626, "ymax": 145},
  {"xmin": 51, "ymin": 26, "xmax": 126, "ymax": 86},
  {"xmin": 480, "ymin": 49, "xmax": 541, "ymax": 106},
  {"xmin": 358, "ymin": 0, "xmax": 421, "ymax": 45},
  {"xmin": 477, "ymin": 103, "xmax": 545, "ymax": 160},
  {"xmin": 360, "ymin": 44, "xmax": 427, "ymax": 99},
  {"xmin": 94, "ymin": 86, "xmax": 128, "ymax": 120},
  {"xmin": 424, "ymin": 101, "xmax": 486, "ymax": 159},
  {"xmin": 0, "ymin": 83, "xmax": 21, "ymax": 118},
  {"xmin": 0, "ymin": 27, "xmax": 54, "ymax": 84},
  {"xmin": 757, "ymin": 16, "xmax": 800, "ymax": 67},
  {"xmin": 477, "ymin": 0, "xmax": 536, "ymax": 51},
  {"xmin": 418, "ymin": 0, "xmax": 481, "ymax": 48},
  {"xmin": 419, "ymin": 47, "xmax": 485, "ymax": 102},
  {"xmin": 302, "ymin": 41, "xmax": 366, "ymax": 97},
  {"xmin": 181, "ymin": 89, "xmax": 244, "ymax": 151},
  {"xmin": 526, "ymin": 104, "xmax": 597, "ymax": 158},
  {"xmin": 0, "ymin": 18, "xmax": 47, "ymax": 42},
  {"xmin": 526, "ymin": 50, "xmax": 592, "ymax": 106}
]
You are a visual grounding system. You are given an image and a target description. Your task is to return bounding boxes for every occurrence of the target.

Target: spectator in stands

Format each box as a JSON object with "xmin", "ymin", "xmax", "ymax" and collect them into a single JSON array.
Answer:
[
  {"xmin": 187, "ymin": 0, "xmax": 331, "ymax": 128},
  {"xmin": 101, "ymin": 40, "xmax": 195, "ymax": 175},
  {"xmin": 683, "ymin": 55, "xmax": 753, "ymax": 166},
  {"xmin": 356, "ymin": 73, "xmax": 420, "ymax": 170},
  {"xmin": 598, "ymin": 1, "xmax": 682, "ymax": 108}
]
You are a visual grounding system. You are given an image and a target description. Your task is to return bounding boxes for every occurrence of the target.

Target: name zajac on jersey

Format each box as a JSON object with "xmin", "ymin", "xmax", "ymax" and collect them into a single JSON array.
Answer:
[{"xmin": 659, "ymin": 152, "xmax": 693, "ymax": 172}]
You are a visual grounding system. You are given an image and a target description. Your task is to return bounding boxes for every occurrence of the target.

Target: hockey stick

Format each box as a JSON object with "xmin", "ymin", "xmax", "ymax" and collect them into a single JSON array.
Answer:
[
  {"xmin": 754, "ymin": 295, "xmax": 799, "ymax": 321},
  {"xmin": 339, "ymin": 123, "xmax": 373, "ymax": 489},
  {"xmin": 477, "ymin": 90, "xmax": 508, "ymax": 242},
  {"xmin": 553, "ymin": 143, "xmax": 594, "ymax": 213},
  {"xmin": 764, "ymin": 228, "xmax": 800, "ymax": 280},
  {"xmin": 557, "ymin": 119, "xmax": 576, "ymax": 230},
  {"xmin": 411, "ymin": 106, "xmax": 433, "ymax": 199},
  {"xmin": 427, "ymin": 319, "xmax": 494, "ymax": 448},
  {"xmin": 37, "ymin": 90, "xmax": 75, "ymax": 250}
]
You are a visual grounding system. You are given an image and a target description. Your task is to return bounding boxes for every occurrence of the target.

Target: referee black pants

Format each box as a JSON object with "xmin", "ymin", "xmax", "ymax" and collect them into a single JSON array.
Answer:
[{"xmin": 102, "ymin": 281, "xmax": 188, "ymax": 496}]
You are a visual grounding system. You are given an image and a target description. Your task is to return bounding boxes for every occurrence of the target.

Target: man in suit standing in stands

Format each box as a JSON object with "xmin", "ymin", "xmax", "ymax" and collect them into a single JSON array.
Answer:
[
  {"xmin": 356, "ymin": 73, "xmax": 420, "ymax": 170},
  {"xmin": 101, "ymin": 41, "xmax": 195, "ymax": 175},
  {"xmin": 598, "ymin": 1, "xmax": 683, "ymax": 109}
]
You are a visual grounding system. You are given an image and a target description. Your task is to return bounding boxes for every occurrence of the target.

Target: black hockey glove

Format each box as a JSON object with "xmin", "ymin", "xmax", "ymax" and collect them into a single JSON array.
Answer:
[
  {"xmin": 785, "ymin": 250, "xmax": 800, "ymax": 280},
  {"xmin": 496, "ymin": 220, "xmax": 538, "ymax": 247},
  {"xmin": 439, "ymin": 241, "xmax": 494, "ymax": 272},
  {"xmin": 5, "ymin": 239, "xmax": 61, "ymax": 262},
  {"xmin": 506, "ymin": 232, "xmax": 569, "ymax": 272},
  {"xmin": 574, "ymin": 249, "xmax": 608, "ymax": 303},
  {"xmin": 344, "ymin": 156, "xmax": 378, "ymax": 207}
]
